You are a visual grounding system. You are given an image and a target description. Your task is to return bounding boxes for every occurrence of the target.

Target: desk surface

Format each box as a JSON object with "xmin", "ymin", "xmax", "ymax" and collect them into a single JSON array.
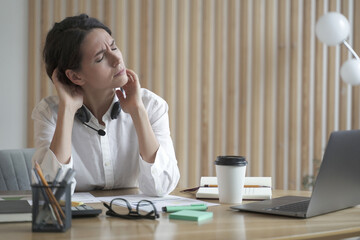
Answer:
[{"xmin": 1, "ymin": 188, "xmax": 360, "ymax": 240}]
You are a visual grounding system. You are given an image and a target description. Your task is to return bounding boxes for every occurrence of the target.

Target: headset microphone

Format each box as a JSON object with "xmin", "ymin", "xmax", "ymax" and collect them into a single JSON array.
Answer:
[{"xmin": 82, "ymin": 122, "xmax": 106, "ymax": 136}]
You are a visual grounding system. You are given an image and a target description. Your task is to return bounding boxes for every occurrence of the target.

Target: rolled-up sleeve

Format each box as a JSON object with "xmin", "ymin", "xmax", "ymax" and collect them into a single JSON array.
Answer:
[
  {"xmin": 31, "ymin": 97, "xmax": 76, "ymax": 193},
  {"xmin": 138, "ymin": 145, "xmax": 180, "ymax": 196},
  {"xmin": 137, "ymin": 91, "xmax": 180, "ymax": 196}
]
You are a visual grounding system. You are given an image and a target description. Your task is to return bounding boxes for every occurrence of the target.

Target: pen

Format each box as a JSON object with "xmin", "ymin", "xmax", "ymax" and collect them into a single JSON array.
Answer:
[
  {"xmin": 162, "ymin": 204, "xmax": 208, "ymax": 213},
  {"xmin": 52, "ymin": 168, "xmax": 63, "ymax": 188},
  {"xmin": 203, "ymin": 184, "xmax": 218, "ymax": 187},
  {"xmin": 244, "ymin": 185, "xmax": 271, "ymax": 188},
  {"xmin": 204, "ymin": 185, "xmax": 270, "ymax": 188},
  {"xmin": 54, "ymin": 169, "xmax": 76, "ymax": 200}
]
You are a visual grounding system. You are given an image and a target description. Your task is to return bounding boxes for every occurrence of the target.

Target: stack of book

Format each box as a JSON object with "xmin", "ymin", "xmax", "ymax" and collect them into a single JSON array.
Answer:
[{"xmin": 0, "ymin": 200, "xmax": 32, "ymax": 223}]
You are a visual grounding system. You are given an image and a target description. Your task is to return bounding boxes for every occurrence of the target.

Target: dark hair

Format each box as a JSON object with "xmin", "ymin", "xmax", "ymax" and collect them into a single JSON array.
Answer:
[{"xmin": 43, "ymin": 14, "xmax": 111, "ymax": 86}]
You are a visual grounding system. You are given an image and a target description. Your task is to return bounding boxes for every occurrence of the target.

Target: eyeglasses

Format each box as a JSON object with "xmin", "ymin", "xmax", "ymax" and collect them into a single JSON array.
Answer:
[{"xmin": 103, "ymin": 198, "xmax": 160, "ymax": 220}]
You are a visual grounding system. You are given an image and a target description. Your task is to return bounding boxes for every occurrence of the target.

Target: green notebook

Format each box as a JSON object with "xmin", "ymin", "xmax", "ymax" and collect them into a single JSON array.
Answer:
[{"xmin": 169, "ymin": 210, "xmax": 213, "ymax": 222}]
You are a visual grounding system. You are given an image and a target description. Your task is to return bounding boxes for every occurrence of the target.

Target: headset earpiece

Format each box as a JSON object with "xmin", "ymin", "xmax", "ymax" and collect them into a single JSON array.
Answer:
[
  {"xmin": 75, "ymin": 105, "xmax": 91, "ymax": 123},
  {"xmin": 111, "ymin": 102, "xmax": 121, "ymax": 119}
]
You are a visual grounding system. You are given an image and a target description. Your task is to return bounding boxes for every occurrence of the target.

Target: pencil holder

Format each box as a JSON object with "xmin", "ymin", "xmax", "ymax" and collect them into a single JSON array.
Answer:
[{"xmin": 31, "ymin": 183, "xmax": 71, "ymax": 232}]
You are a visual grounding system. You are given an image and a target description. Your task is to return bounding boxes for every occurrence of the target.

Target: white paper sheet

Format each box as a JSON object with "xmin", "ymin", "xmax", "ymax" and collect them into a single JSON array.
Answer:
[
  {"xmin": 72, "ymin": 192, "xmax": 101, "ymax": 203},
  {"xmin": 97, "ymin": 194, "xmax": 219, "ymax": 212}
]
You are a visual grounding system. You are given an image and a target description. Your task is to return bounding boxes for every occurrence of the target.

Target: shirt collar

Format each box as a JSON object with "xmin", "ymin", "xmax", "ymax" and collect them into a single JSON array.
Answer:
[{"xmin": 83, "ymin": 93, "xmax": 120, "ymax": 124}]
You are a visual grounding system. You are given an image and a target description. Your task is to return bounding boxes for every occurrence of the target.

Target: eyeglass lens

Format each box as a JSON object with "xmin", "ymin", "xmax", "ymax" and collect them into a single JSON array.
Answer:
[
  {"xmin": 111, "ymin": 199, "xmax": 132, "ymax": 215},
  {"xmin": 136, "ymin": 200, "xmax": 157, "ymax": 216},
  {"xmin": 110, "ymin": 199, "xmax": 156, "ymax": 216}
]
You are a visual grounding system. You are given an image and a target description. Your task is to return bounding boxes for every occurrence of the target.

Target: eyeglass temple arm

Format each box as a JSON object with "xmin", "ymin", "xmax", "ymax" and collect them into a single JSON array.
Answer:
[{"xmin": 343, "ymin": 40, "xmax": 360, "ymax": 61}]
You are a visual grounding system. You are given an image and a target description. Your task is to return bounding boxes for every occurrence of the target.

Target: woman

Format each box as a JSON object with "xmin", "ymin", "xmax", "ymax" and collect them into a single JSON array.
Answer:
[{"xmin": 31, "ymin": 14, "xmax": 180, "ymax": 196}]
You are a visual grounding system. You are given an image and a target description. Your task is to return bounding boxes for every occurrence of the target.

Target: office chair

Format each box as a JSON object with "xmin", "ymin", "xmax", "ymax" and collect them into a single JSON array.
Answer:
[{"xmin": 0, "ymin": 148, "xmax": 35, "ymax": 191}]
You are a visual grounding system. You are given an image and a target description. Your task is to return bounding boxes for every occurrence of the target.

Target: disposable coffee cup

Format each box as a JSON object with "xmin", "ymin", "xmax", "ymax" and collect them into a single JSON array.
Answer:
[{"xmin": 215, "ymin": 156, "xmax": 248, "ymax": 204}]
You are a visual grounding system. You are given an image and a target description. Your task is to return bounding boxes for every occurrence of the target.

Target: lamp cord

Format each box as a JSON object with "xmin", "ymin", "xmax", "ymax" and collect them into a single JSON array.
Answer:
[{"xmin": 343, "ymin": 40, "xmax": 360, "ymax": 61}]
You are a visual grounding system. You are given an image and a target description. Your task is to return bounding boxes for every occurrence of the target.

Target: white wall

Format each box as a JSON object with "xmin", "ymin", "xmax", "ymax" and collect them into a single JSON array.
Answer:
[{"xmin": 0, "ymin": 0, "xmax": 28, "ymax": 149}]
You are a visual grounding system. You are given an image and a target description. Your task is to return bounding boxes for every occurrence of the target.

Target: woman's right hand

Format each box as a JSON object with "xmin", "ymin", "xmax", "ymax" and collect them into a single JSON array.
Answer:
[
  {"xmin": 52, "ymin": 69, "xmax": 84, "ymax": 114},
  {"xmin": 50, "ymin": 69, "xmax": 83, "ymax": 165}
]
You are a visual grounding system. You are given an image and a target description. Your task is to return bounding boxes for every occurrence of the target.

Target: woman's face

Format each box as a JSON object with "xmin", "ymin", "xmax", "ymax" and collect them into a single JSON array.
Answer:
[{"xmin": 76, "ymin": 28, "xmax": 128, "ymax": 91}]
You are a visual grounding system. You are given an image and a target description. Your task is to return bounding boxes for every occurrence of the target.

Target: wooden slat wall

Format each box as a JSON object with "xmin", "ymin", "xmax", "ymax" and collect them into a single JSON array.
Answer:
[{"xmin": 27, "ymin": 0, "xmax": 360, "ymax": 190}]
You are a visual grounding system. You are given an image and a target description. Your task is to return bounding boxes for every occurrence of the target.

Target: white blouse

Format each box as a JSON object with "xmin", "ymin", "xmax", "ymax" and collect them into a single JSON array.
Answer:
[{"xmin": 31, "ymin": 88, "xmax": 180, "ymax": 196}]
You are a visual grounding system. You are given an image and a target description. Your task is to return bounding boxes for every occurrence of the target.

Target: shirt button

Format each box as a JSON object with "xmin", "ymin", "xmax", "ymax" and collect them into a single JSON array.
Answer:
[{"xmin": 105, "ymin": 162, "xmax": 110, "ymax": 167}]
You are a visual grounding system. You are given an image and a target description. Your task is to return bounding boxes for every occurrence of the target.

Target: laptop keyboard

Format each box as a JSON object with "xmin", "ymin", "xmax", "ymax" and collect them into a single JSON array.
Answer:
[
  {"xmin": 270, "ymin": 200, "xmax": 310, "ymax": 212},
  {"xmin": 71, "ymin": 204, "xmax": 102, "ymax": 218}
]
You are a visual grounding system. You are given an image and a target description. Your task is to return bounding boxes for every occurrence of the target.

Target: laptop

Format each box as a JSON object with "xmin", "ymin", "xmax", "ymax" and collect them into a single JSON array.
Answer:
[{"xmin": 231, "ymin": 129, "xmax": 360, "ymax": 218}]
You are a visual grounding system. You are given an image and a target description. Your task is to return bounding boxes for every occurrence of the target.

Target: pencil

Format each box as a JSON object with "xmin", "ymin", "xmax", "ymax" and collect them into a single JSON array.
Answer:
[{"xmin": 35, "ymin": 163, "xmax": 65, "ymax": 226}]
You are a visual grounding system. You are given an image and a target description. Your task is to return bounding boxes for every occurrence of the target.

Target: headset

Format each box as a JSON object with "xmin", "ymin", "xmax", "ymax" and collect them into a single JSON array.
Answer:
[{"xmin": 75, "ymin": 101, "xmax": 121, "ymax": 136}]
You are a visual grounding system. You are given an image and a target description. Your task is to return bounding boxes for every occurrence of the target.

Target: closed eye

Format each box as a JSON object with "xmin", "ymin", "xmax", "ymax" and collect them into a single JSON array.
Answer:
[
  {"xmin": 95, "ymin": 40, "xmax": 117, "ymax": 63},
  {"xmin": 96, "ymin": 55, "xmax": 104, "ymax": 63}
]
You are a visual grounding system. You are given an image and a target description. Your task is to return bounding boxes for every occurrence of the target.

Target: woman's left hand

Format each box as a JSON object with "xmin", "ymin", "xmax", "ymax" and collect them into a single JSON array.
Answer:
[{"xmin": 116, "ymin": 69, "xmax": 144, "ymax": 115}]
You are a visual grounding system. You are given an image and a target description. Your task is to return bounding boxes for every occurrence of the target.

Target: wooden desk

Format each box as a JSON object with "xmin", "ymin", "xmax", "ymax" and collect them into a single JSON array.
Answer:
[{"xmin": 1, "ymin": 189, "xmax": 360, "ymax": 240}]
